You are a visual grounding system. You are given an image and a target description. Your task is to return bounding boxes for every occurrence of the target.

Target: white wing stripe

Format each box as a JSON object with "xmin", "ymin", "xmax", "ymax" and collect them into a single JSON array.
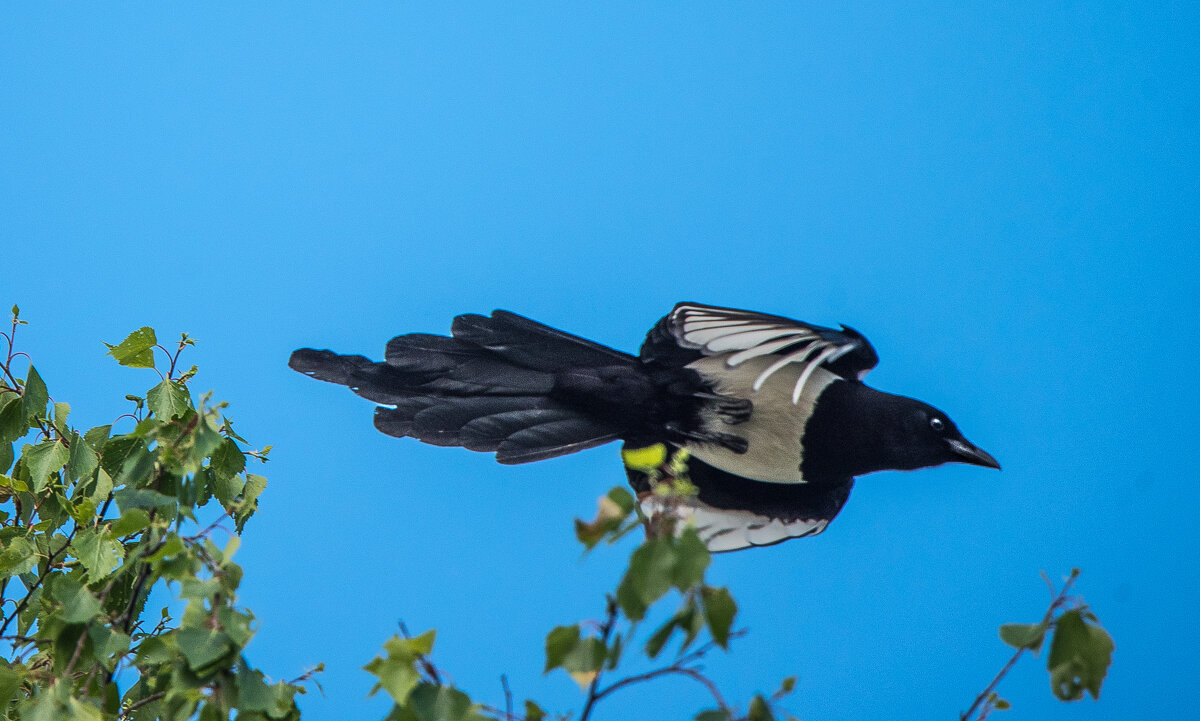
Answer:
[
  {"xmin": 701, "ymin": 328, "xmax": 810, "ymax": 352},
  {"xmin": 791, "ymin": 344, "xmax": 842, "ymax": 404},
  {"xmin": 683, "ymin": 323, "xmax": 779, "ymax": 343},
  {"xmin": 679, "ymin": 317, "xmax": 745, "ymax": 329},
  {"xmin": 752, "ymin": 342, "xmax": 828, "ymax": 392},
  {"xmin": 726, "ymin": 334, "xmax": 816, "ymax": 366},
  {"xmin": 671, "ymin": 304, "xmax": 874, "ymax": 389}
]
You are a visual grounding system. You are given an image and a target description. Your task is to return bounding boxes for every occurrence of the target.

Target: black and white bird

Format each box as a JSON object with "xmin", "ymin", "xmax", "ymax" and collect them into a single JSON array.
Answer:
[{"xmin": 289, "ymin": 303, "xmax": 999, "ymax": 551}]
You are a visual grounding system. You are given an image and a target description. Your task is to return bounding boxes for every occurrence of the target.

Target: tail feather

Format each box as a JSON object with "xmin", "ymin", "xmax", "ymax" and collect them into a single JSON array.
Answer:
[
  {"xmin": 451, "ymin": 311, "xmax": 637, "ymax": 372},
  {"xmin": 384, "ymin": 334, "xmax": 479, "ymax": 371},
  {"xmin": 494, "ymin": 418, "xmax": 620, "ymax": 464},
  {"xmin": 293, "ymin": 310, "xmax": 639, "ymax": 464},
  {"xmin": 288, "ymin": 349, "xmax": 374, "ymax": 386},
  {"xmin": 289, "ymin": 349, "xmax": 416, "ymax": 405}
]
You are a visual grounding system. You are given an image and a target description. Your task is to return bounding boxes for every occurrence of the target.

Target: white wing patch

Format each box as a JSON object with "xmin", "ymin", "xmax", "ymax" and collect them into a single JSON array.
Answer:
[
  {"xmin": 672, "ymin": 304, "xmax": 865, "ymax": 404},
  {"xmin": 641, "ymin": 495, "xmax": 829, "ymax": 552}
]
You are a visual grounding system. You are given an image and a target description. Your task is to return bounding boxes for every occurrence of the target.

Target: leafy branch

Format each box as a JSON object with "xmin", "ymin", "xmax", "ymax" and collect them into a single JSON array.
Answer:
[
  {"xmin": 1, "ymin": 317, "xmax": 314, "ymax": 721},
  {"xmin": 962, "ymin": 569, "xmax": 1115, "ymax": 720}
]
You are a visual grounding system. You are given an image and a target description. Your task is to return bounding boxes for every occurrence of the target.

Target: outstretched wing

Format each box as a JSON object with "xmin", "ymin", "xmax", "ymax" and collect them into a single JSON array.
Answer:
[{"xmin": 653, "ymin": 302, "xmax": 879, "ymax": 403}]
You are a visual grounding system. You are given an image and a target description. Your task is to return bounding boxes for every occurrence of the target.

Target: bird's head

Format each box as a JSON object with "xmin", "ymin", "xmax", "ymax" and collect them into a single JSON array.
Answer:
[
  {"xmin": 888, "ymin": 398, "xmax": 1001, "ymax": 472},
  {"xmin": 801, "ymin": 381, "xmax": 1000, "ymax": 481}
]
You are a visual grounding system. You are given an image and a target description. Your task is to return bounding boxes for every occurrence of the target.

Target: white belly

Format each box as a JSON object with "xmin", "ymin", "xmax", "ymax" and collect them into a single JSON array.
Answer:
[{"xmin": 683, "ymin": 355, "xmax": 838, "ymax": 484}]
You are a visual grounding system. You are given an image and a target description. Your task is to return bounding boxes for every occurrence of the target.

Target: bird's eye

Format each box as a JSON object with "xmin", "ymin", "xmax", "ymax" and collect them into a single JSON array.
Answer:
[{"xmin": 930, "ymin": 417, "xmax": 945, "ymax": 432}]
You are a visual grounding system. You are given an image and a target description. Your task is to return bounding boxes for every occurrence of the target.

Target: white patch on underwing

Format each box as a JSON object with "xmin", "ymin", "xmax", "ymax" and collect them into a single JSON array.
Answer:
[{"xmin": 641, "ymin": 495, "xmax": 829, "ymax": 552}]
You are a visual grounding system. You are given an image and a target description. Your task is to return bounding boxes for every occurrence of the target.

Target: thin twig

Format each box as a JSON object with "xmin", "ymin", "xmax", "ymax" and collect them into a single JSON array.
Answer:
[
  {"xmin": 501, "ymin": 674, "xmax": 514, "ymax": 721},
  {"xmin": 0, "ymin": 526, "xmax": 79, "ymax": 636},
  {"xmin": 62, "ymin": 624, "xmax": 91, "ymax": 677},
  {"xmin": 120, "ymin": 691, "xmax": 166, "ymax": 717},
  {"xmin": 589, "ymin": 630, "xmax": 743, "ymax": 711},
  {"xmin": 578, "ymin": 596, "xmax": 620, "ymax": 721},
  {"xmin": 595, "ymin": 665, "xmax": 729, "ymax": 710},
  {"xmin": 960, "ymin": 569, "xmax": 1080, "ymax": 721},
  {"xmin": 398, "ymin": 620, "xmax": 444, "ymax": 685},
  {"xmin": 183, "ymin": 512, "xmax": 231, "ymax": 543}
]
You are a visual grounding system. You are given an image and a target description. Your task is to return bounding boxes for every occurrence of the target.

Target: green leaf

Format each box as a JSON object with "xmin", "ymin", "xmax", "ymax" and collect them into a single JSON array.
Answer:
[
  {"xmin": 616, "ymin": 538, "xmax": 677, "ymax": 621},
  {"xmin": 53, "ymin": 402, "xmax": 70, "ymax": 426},
  {"xmin": 0, "ymin": 396, "xmax": 27, "ymax": 443},
  {"xmin": 180, "ymin": 577, "xmax": 223, "ymax": 601},
  {"xmin": 66, "ymin": 433, "xmax": 99, "ymax": 484},
  {"xmin": 113, "ymin": 487, "xmax": 177, "ymax": 512},
  {"xmin": 395, "ymin": 629, "xmax": 437, "ymax": 656},
  {"xmin": 108, "ymin": 508, "xmax": 151, "ymax": 536},
  {"xmin": 364, "ymin": 649, "xmax": 421, "ymax": 704},
  {"xmin": 234, "ymin": 474, "xmax": 267, "ymax": 532},
  {"xmin": 211, "ymin": 437, "xmax": 245, "ymax": 479},
  {"xmin": 147, "ymin": 379, "xmax": 191, "ymax": 419},
  {"xmin": 524, "ymin": 700, "xmax": 547, "ymax": 721},
  {"xmin": 405, "ymin": 682, "xmax": 480, "ymax": 721},
  {"xmin": 88, "ymin": 625, "xmax": 131, "ymax": 668},
  {"xmin": 645, "ymin": 615, "xmax": 682, "ymax": 659},
  {"xmin": 22, "ymin": 366, "xmax": 49, "ymax": 421},
  {"xmin": 1047, "ymin": 608, "xmax": 1114, "ymax": 701},
  {"xmin": 105, "ymin": 327, "xmax": 157, "ymax": 368},
  {"xmin": 701, "ymin": 586, "xmax": 737, "ymax": 648},
  {"xmin": 83, "ymin": 425, "xmax": 112, "ymax": 452},
  {"xmin": 999, "ymin": 622, "xmax": 1047, "ymax": 651},
  {"xmin": 189, "ymin": 418, "xmax": 224, "ymax": 463},
  {"xmin": 23, "ymin": 439, "xmax": 70, "ymax": 493},
  {"xmin": 544, "ymin": 625, "xmax": 580, "ymax": 672},
  {"xmin": 217, "ymin": 606, "xmax": 255, "ymax": 648},
  {"xmin": 71, "ymin": 527, "xmax": 125, "ymax": 580},
  {"xmin": 235, "ymin": 665, "xmax": 277, "ymax": 712},
  {"xmin": 0, "ymin": 534, "xmax": 37, "ymax": 576},
  {"xmin": 0, "ymin": 663, "xmax": 21, "ymax": 710},
  {"xmin": 695, "ymin": 711, "xmax": 732, "ymax": 721},
  {"xmin": 177, "ymin": 628, "xmax": 233, "ymax": 671},
  {"xmin": 0, "ymin": 441, "xmax": 12, "ymax": 474},
  {"xmin": 212, "ymin": 471, "xmax": 245, "ymax": 506},
  {"xmin": 98, "ymin": 436, "xmax": 143, "ymax": 478},
  {"xmin": 575, "ymin": 487, "xmax": 637, "ymax": 549},
  {"xmin": 146, "ymin": 533, "xmax": 186, "ymax": 562},
  {"xmin": 672, "ymin": 528, "xmax": 711, "ymax": 590},
  {"xmin": 606, "ymin": 632, "xmax": 624, "ymax": 669},
  {"xmin": 747, "ymin": 694, "xmax": 775, "ymax": 721},
  {"xmin": 51, "ymin": 578, "xmax": 103, "ymax": 623},
  {"xmin": 562, "ymin": 637, "xmax": 607, "ymax": 674}
]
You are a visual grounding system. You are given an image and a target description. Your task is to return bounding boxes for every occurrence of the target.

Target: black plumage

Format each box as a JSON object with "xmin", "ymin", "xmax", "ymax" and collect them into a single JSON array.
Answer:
[{"xmin": 290, "ymin": 302, "xmax": 999, "ymax": 551}]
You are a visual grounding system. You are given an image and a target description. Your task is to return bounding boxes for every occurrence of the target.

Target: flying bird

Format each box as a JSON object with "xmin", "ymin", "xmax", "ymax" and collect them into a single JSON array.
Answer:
[{"xmin": 289, "ymin": 303, "xmax": 999, "ymax": 551}]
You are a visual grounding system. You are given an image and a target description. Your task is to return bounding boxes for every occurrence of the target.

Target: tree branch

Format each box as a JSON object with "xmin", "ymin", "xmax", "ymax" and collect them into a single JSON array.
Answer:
[
  {"xmin": 578, "ymin": 595, "xmax": 620, "ymax": 721},
  {"xmin": 0, "ymin": 525, "xmax": 79, "ymax": 637},
  {"xmin": 120, "ymin": 691, "xmax": 166, "ymax": 718},
  {"xmin": 960, "ymin": 569, "xmax": 1080, "ymax": 721}
]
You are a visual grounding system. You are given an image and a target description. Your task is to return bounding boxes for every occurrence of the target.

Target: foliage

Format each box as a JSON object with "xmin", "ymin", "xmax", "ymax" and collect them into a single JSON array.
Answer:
[
  {"xmin": 0, "ymin": 309, "xmax": 314, "ymax": 720},
  {"xmin": 365, "ymin": 477, "xmax": 801, "ymax": 721},
  {"xmin": 1, "ymin": 309, "xmax": 1114, "ymax": 720},
  {"xmin": 962, "ymin": 569, "xmax": 1115, "ymax": 720}
]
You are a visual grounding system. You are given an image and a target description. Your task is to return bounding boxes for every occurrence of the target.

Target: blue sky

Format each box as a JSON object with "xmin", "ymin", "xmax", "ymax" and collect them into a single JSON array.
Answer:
[{"xmin": 3, "ymin": 3, "xmax": 1197, "ymax": 719}]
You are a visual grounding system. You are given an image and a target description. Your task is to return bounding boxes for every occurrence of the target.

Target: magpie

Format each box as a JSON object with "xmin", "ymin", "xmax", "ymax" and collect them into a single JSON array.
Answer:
[{"xmin": 289, "ymin": 303, "xmax": 999, "ymax": 551}]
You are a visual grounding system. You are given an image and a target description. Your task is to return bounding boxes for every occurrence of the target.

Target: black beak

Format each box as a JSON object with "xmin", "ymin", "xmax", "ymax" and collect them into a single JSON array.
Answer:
[{"xmin": 947, "ymin": 437, "xmax": 1001, "ymax": 470}]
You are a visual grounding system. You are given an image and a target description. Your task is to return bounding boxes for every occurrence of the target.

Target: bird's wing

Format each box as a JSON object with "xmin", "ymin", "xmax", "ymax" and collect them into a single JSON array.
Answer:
[{"xmin": 665, "ymin": 303, "xmax": 878, "ymax": 403}]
